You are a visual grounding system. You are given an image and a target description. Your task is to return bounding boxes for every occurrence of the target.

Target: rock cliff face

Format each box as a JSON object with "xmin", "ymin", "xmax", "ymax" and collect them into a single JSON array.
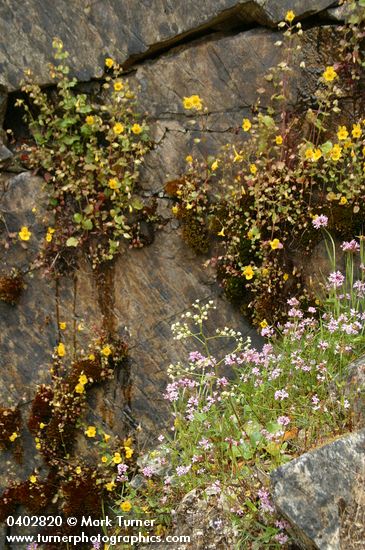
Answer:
[{"xmin": 0, "ymin": 0, "xmax": 341, "ymax": 502}]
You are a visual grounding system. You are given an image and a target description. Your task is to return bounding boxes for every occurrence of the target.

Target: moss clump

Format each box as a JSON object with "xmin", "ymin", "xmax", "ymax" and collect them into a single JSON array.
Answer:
[
  {"xmin": 0, "ymin": 273, "xmax": 24, "ymax": 305},
  {"xmin": 182, "ymin": 216, "xmax": 209, "ymax": 254}
]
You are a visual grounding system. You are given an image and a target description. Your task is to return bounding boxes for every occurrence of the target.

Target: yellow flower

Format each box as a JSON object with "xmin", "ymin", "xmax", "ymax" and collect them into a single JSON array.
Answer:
[
  {"xmin": 217, "ymin": 228, "xmax": 225, "ymax": 237},
  {"xmin": 262, "ymin": 267, "xmax": 269, "ymax": 277},
  {"xmin": 313, "ymin": 148, "xmax": 322, "ymax": 161},
  {"xmin": 113, "ymin": 122, "xmax": 124, "ymax": 135},
  {"xmin": 113, "ymin": 452, "xmax": 122, "ymax": 464},
  {"xmin": 120, "ymin": 501, "xmax": 132, "ymax": 512},
  {"xmin": 260, "ymin": 319, "xmax": 268, "ymax": 329},
  {"xmin": 285, "ymin": 10, "xmax": 295, "ymax": 23},
  {"xmin": 108, "ymin": 178, "xmax": 120, "ymax": 190},
  {"xmin": 57, "ymin": 342, "xmax": 66, "ymax": 357},
  {"xmin": 104, "ymin": 433, "xmax": 111, "ymax": 442},
  {"xmin": 79, "ymin": 374, "xmax": 88, "ymax": 385},
  {"xmin": 101, "ymin": 456, "xmax": 108, "ymax": 463},
  {"xmin": 339, "ymin": 196, "xmax": 347, "ymax": 205},
  {"xmin": 105, "ymin": 58, "xmax": 114, "ymax": 68},
  {"xmin": 185, "ymin": 155, "xmax": 193, "ymax": 163},
  {"xmin": 105, "ymin": 481, "xmax": 116, "ymax": 491},
  {"xmin": 29, "ymin": 475, "xmax": 37, "ymax": 484},
  {"xmin": 283, "ymin": 273, "xmax": 289, "ymax": 281},
  {"xmin": 183, "ymin": 97, "xmax": 193, "ymax": 109},
  {"xmin": 124, "ymin": 446, "xmax": 134, "ymax": 459},
  {"xmin": 275, "ymin": 135, "xmax": 283, "ymax": 145},
  {"xmin": 211, "ymin": 160, "xmax": 219, "ymax": 171},
  {"xmin": 270, "ymin": 238, "xmax": 282, "ymax": 250},
  {"xmin": 337, "ymin": 126, "xmax": 349, "ymax": 141},
  {"xmin": 352, "ymin": 124, "xmax": 362, "ymax": 139},
  {"xmin": 305, "ymin": 148, "xmax": 314, "ymax": 160},
  {"xmin": 19, "ymin": 226, "xmax": 31, "ymax": 241},
  {"xmin": 59, "ymin": 322, "xmax": 67, "ymax": 330},
  {"xmin": 171, "ymin": 205, "xmax": 179, "ymax": 215},
  {"xmin": 9, "ymin": 432, "xmax": 18, "ymax": 442},
  {"xmin": 323, "ymin": 66, "xmax": 337, "ymax": 82},
  {"xmin": 242, "ymin": 118, "xmax": 252, "ymax": 132},
  {"xmin": 75, "ymin": 466, "xmax": 82, "ymax": 475},
  {"xmin": 46, "ymin": 232, "xmax": 53, "ymax": 242},
  {"xmin": 86, "ymin": 115, "xmax": 95, "ymax": 125},
  {"xmin": 101, "ymin": 345, "xmax": 112, "ymax": 357},
  {"xmin": 331, "ymin": 144, "xmax": 342, "ymax": 161},
  {"xmin": 131, "ymin": 123, "xmax": 142, "ymax": 135},
  {"xmin": 190, "ymin": 95, "xmax": 203, "ymax": 110},
  {"xmin": 233, "ymin": 146, "xmax": 243, "ymax": 162},
  {"xmin": 243, "ymin": 265, "xmax": 254, "ymax": 280},
  {"xmin": 114, "ymin": 81, "xmax": 123, "ymax": 92},
  {"xmin": 89, "ymin": 354, "xmax": 95, "ymax": 361},
  {"xmin": 85, "ymin": 426, "xmax": 96, "ymax": 438},
  {"xmin": 250, "ymin": 164, "xmax": 257, "ymax": 175},
  {"xmin": 75, "ymin": 383, "xmax": 85, "ymax": 394}
]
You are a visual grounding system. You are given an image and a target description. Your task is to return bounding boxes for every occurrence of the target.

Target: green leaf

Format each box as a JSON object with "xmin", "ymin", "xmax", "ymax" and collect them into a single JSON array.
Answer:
[
  {"xmin": 131, "ymin": 197, "xmax": 144, "ymax": 210},
  {"xmin": 73, "ymin": 213, "xmax": 83, "ymax": 223},
  {"xmin": 66, "ymin": 237, "xmax": 79, "ymax": 247},
  {"xmin": 82, "ymin": 219, "xmax": 93, "ymax": 230}
]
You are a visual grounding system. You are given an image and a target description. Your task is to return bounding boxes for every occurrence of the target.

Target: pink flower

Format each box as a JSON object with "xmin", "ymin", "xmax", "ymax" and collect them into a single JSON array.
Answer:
[
  {"xmin": 312, "ymin": 215, "xmax": 328, "ymax": 229},
  {"xmin": 277, "ymin": 416, "xmax": 290, "ymax": 426},
  {"xmin": 274, "ymin": 389, "xmax": 289, "ymax": 401},
  {"xmin": 341, "ymin": 240, "xmax": 360, "ymax": 252},
  {"xmin": 328, "ymin": 271, "xmax": 345, "ymax": 288}
]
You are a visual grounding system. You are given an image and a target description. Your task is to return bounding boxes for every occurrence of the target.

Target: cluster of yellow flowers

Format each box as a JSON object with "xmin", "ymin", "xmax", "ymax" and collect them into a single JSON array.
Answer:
[
  {"xmin": 75, "ymin": 373, "xmax": 89, "ymax": 394},
  {"xmin": 183, "ymin": 94, "xmax": 203, "ymax": 111}
]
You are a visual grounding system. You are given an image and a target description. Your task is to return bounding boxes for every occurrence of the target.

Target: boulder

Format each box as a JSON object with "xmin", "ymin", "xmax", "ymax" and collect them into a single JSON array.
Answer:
[
  {"xmin": 0, "ymin": 0, "xmax": 337, "ymax": 90},
  {"xmin": 271, "ymin": 429, "xmax": 365, "ymax": 549}
]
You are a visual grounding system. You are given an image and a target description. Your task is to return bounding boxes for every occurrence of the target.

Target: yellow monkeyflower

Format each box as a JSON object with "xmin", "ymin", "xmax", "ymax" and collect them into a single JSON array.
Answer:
[
  {"xmin": 337, "ymin": 126, "xmax": 349, "ymax": 141},
  {"xmin": 59, "ymin": 322, "xmax": 67, "ymax": 330},
  {"xmin": 242, "ymin": 118, "xmax": 252, "ymax": 132},
  {"xmin": 45, "ymin": 229, "xmax": 53, "ymax": 242},
  {"xmin": 331, "ymin": 144, "xmax": 342, "ymax": 161},
  {"xmin": 260, "ymin": 319, "xmax": 268, "ymax": 329},
  {"xmin": 105, "ymin": 58, "xmax": 114, "ymax": 68},
  {"xmin": 79, "ymin": 374, "xmax": 88, "ymax": 385},
  {"xmin": 114, "ymin": 81, "xmax": 123, "ymax": 92},
  {"xmin": 171, "ymin": 205, "xmax": 179, "ymax": 215},
  {"xmin": 75, "ymin": 383, "xmax": 85, "ymax": 394},
  {"xmin": 86, "ymin": 115, "xmax": 95, "ymax": 125},
  {"xmin": 211, "ymin": 160, "xmax": 219, "ymax": 171},
  {"xmin": 113, "ymin": 122, "xmax": 124, "ymax": 135},
  {"xmin": 270, "ymin": 238, "xmax": 282, "ymax": 250},
  {"xmin": 124, "ymin": 446, "xmax": 134, "ymax": 459},
  {"xmin": 339, "ymin": 196, "xmax": 347, "ymax": 205},
  {"xmin": 185, "ymin": 155, "xmax": 193, "ymax": 163},
  {"xmin": 183, "ymin": 95, "xmax": 202, "ymax": 111},
  {"xmin": 131, "ymin": 123, "xmax": 142, "ymax": 135},
  {"xmin": 275, "ymin": 135, "xmax": 283, "ymax": 145},
  {"xmin": 57, "ymin": 342, "xmax": 66, "ymax": 357},
  {"xmin": 29, "ymin": 475, "xmax": 37, "ymax": 484},
  {"xmin": 101, "ymin": 456, "xmax": 108, "ymax": 463},
  {"xmin": 89, "ymin": 353, "xmax": 95, "ymax": 361},
  {"xmin": 101, "ymin": 345, "xmax": 112, "ymax": 357},
  {"xmin": 85, "ymin": 426, "xmax": 96, "ymax": 438},
  {"xmin": 9, "ymin": 432, "xmax": 18, "ymax": 442},
  {"xmin": 120, "ymin": 501, "xmax": 132, "ymax": 512},
  {"xmin": 352, "ymin": 124, "xmax": 362, "ymax": 139},
  {"xmin": 105, "ymin": 481, "xmax": 116, "ymax": 491},
  {"xmin": 323, "ymin": 66, "xmax": 337, "ymax": 82},
  {"xmin": 217, "ymin": 228, "xmax": 225, "ymax": 237},
  {"xmin": 305, "ymin": 148, "xmax": 314, "ymax": 160},
  {"xmin": 285, "ymin": 10, "xmax": 295, "ymax": 23},
  {"xmin": 39, "ymin": 422, "xmax": 46, "ymax": 429},
  {"xmin": 190, "ymin": 95, "xmax": 203, "ymax": 110},
  {"xmin": 113, "ymin": 452, "xmax": 122, "ymax": 464},
  {"xmin": 108, "ymin": 178, "xmax": 120, "ymax": 190},
  {"xmin": 104, "ymin": 433, "xmax": 111, "ymax": 442},
  {"xmin": 19, "ymin": 226, "xmax": 31, "ymax": 241},
  {"xmin": 313, "ymin": 148, "xmax": 322, "ymax": 161},
  {"xmin": 233, "ymin": 146, "xmax": 243, "ymax": 162},
  {"xmin": 243, "ymin": 265, "xmax": 254, "ymax": 280},
  {"xmin": 283, "ymin": 273, "xmax": 289, "ymax": 281},
  {"xmin": 75, "ymin": 466, "xmax": 82, "ymax": 475},
  {"xmin": 250, "ymin": 164, "xmax": 257, "ymax": 175}
]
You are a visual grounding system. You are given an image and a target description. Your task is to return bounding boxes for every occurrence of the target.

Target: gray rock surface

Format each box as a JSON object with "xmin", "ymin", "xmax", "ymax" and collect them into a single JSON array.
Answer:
[
  {"xmin": 0, "ymin": 0, "xmax": 337, "ymax": 90},
  {"xmin": 271, "ymin": 429, "xmax": 365, "ymax": 550}
]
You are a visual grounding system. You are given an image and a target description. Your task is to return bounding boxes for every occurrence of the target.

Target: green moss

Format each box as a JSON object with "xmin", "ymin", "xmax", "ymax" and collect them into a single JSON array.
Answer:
[{"xmin": 182, "ymin": 216, "xmax": 209, "ymax": 254}]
